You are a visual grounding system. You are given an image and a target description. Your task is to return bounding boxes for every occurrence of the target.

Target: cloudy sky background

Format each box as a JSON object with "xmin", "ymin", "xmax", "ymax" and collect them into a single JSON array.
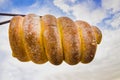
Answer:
[{"xmin": 0, "ymin": 0, "xmax": 120, "ymax": 80}]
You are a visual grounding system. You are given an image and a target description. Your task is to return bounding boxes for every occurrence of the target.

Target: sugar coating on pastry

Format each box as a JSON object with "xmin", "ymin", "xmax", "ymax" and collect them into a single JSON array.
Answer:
[
  {"xmin": 9, "ymin": 16, "xmax": 30, "ymax": 61},
  {"xmin": 23, "ymin": 14, "xmax": 48, "ymax": 64},
  {"xmin": 57, "ymin": 17, "xmax": 81, "ymax": 65},
  {"xmin": 75, "ymin": 20, "xmax": 97, "ymax": 63},
  {"xmin": 9, "ymin": 14, "xmax": 102, "ymax": 65},
  {"xmin": 42, "ymin": 14, "xmax": 63, "ymax": 65}
]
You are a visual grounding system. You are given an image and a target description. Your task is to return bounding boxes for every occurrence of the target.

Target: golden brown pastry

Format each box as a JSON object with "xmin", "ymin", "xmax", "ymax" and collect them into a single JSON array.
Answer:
[
  {"xmin": 22, "ymin": 14, "xmax": 48, "ymax": 64},
  {"xmin": 9, "ymin": 16, "xmax": 30, "ymax": 61},
  {"xmin": 92, "ymin": 26, "xmax": 102, "ymax": 44},
  {"xmin": 57, "ymin": 17, "xmax": 81, "ymax": 65},
  {"xmin": 9, "ymin": 14, "xmax": 102, "ymax": 65},
  {"xmin": 42, "ymin": 14, "xmax": 63, "ymax": 65},
  {"xmin": 75, "ymin": 20, "xmax": 97, "ymax": 63}
]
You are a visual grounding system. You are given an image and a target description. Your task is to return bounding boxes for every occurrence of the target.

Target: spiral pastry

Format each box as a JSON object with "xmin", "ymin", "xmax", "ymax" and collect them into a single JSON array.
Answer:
[{"xmin": 9, "ymin": 14, "xmax": 102, "ymax": 65}]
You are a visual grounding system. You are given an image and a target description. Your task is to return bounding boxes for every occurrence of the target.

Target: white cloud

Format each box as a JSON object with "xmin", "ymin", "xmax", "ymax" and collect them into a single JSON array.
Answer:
[
  {"xmin": 101, "ymin": 0, "xmax": 120, "ymax": 29},
  {"xmin": 102, "ymin": 12, "xmax": 120, "ymax": 29},
  {"xmin": 102, "ymin": 0, "xmax": 120, "ymax": 13},
  {"xmin": 53, "ymin": 0, "xmax": 120, "ymax": 28},
  {"xmin": 70, "ymin": 0, "xmax": 76, "ymax": 3},
  {"xmin": 53, "ymin": 0, "xmax": 71, "ymax": 13},
  {"xmin": 53, "ymin": 0, "xmax": 107, "ymax": 25},
  {"xmin": 110, "ymin": 13, "xmax": 120, "ymax": 28},
  {"xmin": 71, "ymin": 4, "xmax": 106, "ymax": 25}
]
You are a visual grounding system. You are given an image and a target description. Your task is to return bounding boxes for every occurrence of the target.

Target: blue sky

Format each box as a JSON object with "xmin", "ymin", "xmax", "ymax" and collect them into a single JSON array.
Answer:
[
  {"xmin": 0, "ymin": 0, "xmax": 120, "ymax": 80},
  {"xmin": 0, "ymin": 0, "xmax": 120, "ymax": 29}
]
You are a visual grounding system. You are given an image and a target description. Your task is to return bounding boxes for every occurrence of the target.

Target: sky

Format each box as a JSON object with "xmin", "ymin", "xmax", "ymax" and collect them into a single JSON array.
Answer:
[{"xmin": 0, "ymin": 0, "xmax": 120, "ymax": 80}]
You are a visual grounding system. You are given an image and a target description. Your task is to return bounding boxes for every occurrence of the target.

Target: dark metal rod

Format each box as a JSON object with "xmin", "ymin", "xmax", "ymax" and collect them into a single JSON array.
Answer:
[
  {"xmin": 0, "ymin": 13, "xmax": 42, "ymax": 25},
  {"xmin": 0, "ymin": 13, "xmax": 25, "ymax": 16},
  {"xmin": 0, "ymin": 20, "xmax": 10, "ymax": 25},
  {"xmin": 0, "ymin": 13, "xmax": 25, "ymax": 25}
]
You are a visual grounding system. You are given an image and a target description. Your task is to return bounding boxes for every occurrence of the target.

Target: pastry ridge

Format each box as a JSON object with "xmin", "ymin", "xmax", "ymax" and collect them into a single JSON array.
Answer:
[
  {"xmin": 57, "ymin": 17, "xmax": 81, "ymax": 65},
  {"xmin": 42, "ymin": 14, "xmax": 63, "ymax": 65},
  {"xmin": 22, "ymin": 14, "xmax": 48, "ymax": 64},
  {"xmin": 9, "ymin": 16, "xmax": 30, "ymax": 61},
  {"xmin": 75, "ymin": 20, "xmax": 97, "ymax": 63}
]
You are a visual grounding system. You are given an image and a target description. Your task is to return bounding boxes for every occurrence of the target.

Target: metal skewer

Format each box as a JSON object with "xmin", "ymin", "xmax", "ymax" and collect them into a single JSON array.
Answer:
[
  {"xmin": 0, "ymin": 13, "xmax": 25, "ymax": 16},
  {"xmin": 0, "ymin": 20, "xmax": 11, "ymax": 25},
  {"xmin": 0, "ymin": 13, "xmax": 42, "ymax": 25},
  {"xmin": 0, "ymin": 13, "xmax": 26, "ymax": 25}
]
